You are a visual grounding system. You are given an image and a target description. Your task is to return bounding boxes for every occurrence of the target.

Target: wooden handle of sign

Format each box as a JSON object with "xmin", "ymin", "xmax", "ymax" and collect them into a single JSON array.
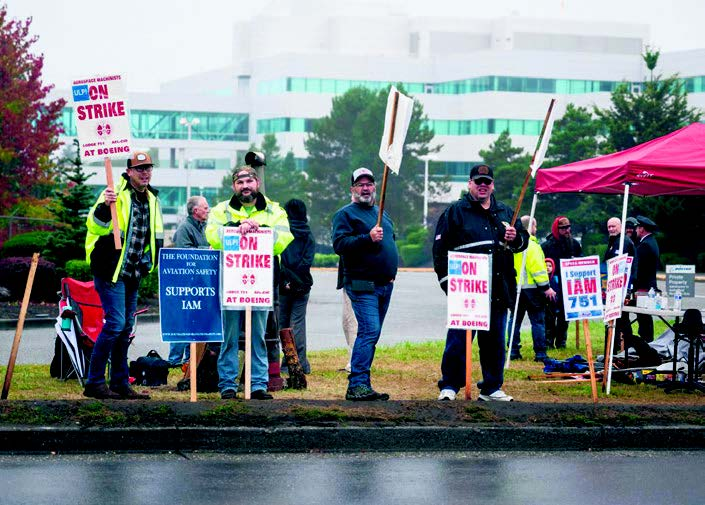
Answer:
[
  {"xmin": 189, "ymin": 342, "xmax": 198, "ymax": 402},
  {"xmin": 510, "ymin": 170, "xmax": 532, "ymax": 227},
  {"xmin": 581, "ymin": 320, "xmax": 598, "ymax": 404},
  {"xmin": 244, "ymin": 306, "xmax": 252, "ymax": 400},
  {"xmin": 376, "ymin": 90, "xmax": 399, "ymax": 228},
  {"xmin": 375, "ymin": 165, "xmax": 390, "ymax": 228},
  {"xmin": 465, "ymin": 330, "xmax": 473, "ymax": 400},
  {"xmin": 104, "ymin": 158, "xmax": 122, "ymax": 250},
  {"xmin": 575, "ymin": 320, "xmax": 581, "ymax": 348},
  {"xmin": 2, "ymin": 253, "xmax": 39, "ymax": 400}
]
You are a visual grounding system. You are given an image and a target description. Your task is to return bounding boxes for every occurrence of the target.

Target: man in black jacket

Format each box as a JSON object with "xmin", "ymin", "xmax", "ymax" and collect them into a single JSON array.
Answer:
[
  {"xmin": 433, "ymin": 164, "xmax": 528, "ymax": 402},
  {"xmin": 332, "ymin": 168, "xmax": 398, "ymax": 401},
  {"xmin": 634, "ymin": 215, "xmax": 660, "ymax": 341},
  {"xmin": 541, "ymin": 216, "xmax": 582, "ymax": 348}
]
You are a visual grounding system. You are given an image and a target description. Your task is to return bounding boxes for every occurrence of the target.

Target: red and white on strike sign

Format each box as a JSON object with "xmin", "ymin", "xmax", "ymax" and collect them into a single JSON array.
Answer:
[
  {"xmin": 446, "ymin": 252, "xmax": 491, "ymax": 330},
  {"xmin": 70, "ymin": 74, "xmax": 132, "ymax": 162},
  {"xmin": 604, "ymin": 254, "xmax": 629, "ymax": 322},
  {"xmin": 221, "ymin": 228, "xmax": 274, "ymax": 310}
]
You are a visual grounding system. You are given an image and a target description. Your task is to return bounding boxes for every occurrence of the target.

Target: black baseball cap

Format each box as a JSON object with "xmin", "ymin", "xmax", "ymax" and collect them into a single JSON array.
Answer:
[{"xmin": 469, "ymin": 164, "xmax": 494, "ymax": 181}]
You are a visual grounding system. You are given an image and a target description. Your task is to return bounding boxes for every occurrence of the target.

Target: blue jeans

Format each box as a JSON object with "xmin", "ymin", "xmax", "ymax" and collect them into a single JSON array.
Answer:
[
  {"xmin": 345, "ymin": 282, "xmax": 394, "ymax": 389},
  {"xmin": 438, "ymin": 308, "xmax": 507, "ymax": 396},
  {"xmin": 219, "ymin": 309, "xmax": 269, "ymax": 393},
  {"xmin": 508, "ymin": 289, "xmax": 548, "ymax": 356},
  {"xmin": 168, "ymin": 343, "xmax": 191, "ymax": 366},
  {"xmin": 86, "ymin": 276, "xmax": 138, "ymax": 388}
]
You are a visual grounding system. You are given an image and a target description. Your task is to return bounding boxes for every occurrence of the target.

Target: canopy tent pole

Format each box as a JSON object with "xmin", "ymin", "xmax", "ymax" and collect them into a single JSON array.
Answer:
[
  {"xmin": 605, "ymin": 183, "xmax": 632, "ymax": 395},
  {"xmin": 506, "ymin": 193, "xmax": 539, "ymax": 369}
]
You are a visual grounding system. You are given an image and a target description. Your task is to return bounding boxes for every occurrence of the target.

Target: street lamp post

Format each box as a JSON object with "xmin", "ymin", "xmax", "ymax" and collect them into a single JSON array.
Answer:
[
  {"xmin": 420, "ymin": 155, "xmax": 436, "ymax": 228},
  {"xmin": 179, "ymin": 117, "xmax": 200, "ymax": 201}
]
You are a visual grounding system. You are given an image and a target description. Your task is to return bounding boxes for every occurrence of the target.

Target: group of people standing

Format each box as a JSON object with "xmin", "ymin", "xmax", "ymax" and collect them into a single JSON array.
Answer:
[{"xmin": 81, "ymin": 152, "xmax": 660, "ymax": 403}]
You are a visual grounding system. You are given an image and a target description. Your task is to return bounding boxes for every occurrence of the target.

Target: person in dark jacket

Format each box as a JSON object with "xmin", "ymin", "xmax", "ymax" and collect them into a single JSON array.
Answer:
[
  {"xmin": 634, "ymin": 215, "xmax": 660, "ymax": 342},
  {"xmin": 433, "ymin": 164, "xmax": 528, "ymax": 402},
  {"xmin": 332, "ymin": 167, "xmax": 398, "ymax": 401},
  {"xmin": 168, "ymin": 195, "xmax": 210, "ymax": 367},
  {"xmin": 541, "ymin": 216, "xmax": 582, "ymax": 348},
  {"xmin": 279, "ymin": 199, "xmax": 316, "ymax": 374}
]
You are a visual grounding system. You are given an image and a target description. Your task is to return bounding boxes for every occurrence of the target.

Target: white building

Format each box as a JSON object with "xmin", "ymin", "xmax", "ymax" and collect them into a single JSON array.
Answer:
[{"xmin": 56, "ymin": 0, "xmax": 705, "ymax": 227}]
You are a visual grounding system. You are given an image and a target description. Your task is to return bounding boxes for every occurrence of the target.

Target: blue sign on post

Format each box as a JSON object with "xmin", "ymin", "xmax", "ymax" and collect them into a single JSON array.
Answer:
[{"xmin": 159, "ymin": 248, "xmax": 223, "ymax": 343}]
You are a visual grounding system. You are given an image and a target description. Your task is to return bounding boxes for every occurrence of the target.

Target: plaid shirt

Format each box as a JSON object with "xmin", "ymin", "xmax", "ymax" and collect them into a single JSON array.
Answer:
[{"xmin": 120, "ymin": 188, "xmax": 150, "ymax": 283}]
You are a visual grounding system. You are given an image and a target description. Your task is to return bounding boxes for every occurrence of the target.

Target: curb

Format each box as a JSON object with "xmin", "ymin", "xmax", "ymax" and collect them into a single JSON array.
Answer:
[
  {"xmin": 0, "ymin": 312, "xmax": 160, "ymax": 330},
  {"xmin": 1, "ymin": 425, "xmax": 704, "ymax": 454}
]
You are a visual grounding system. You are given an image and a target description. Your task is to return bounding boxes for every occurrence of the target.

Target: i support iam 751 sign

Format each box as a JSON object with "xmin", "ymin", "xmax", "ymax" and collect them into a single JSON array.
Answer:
[
  {"xmin": 71, "ymin": 74, "xmax": 132, "ymax": 161},
  {"xmin": 221, "ymin": 228, "xmax": 274, "ymax": 310},
  {"xmin": 560, "ymin": 256, "xmax": 604, "ymax": 321},
  {"xmin": 446, "ymin": 252, "xmax": 492, "ymax": 330}
]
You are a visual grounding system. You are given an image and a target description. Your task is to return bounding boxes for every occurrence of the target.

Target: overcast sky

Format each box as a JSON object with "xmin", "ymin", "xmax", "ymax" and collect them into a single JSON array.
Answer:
[{"xmin": 8, "ymin": 0, "xmax": 705, "ymax": 93}]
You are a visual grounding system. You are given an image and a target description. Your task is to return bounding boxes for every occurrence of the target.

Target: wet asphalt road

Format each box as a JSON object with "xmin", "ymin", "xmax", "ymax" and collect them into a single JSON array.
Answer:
[
  {"xmin": 2, "ymin": 451, "xmax": 704, "ymax": 505},
  {"xmin": 2, "ymin": 271, "xmax": 704, "ymax": 365}
]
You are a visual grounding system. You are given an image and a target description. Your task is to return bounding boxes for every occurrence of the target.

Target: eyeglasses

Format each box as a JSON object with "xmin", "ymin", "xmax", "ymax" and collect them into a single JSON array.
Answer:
[
  {"xmin": 131, "ymin": 165, "xmax": 153, "ymax": 173},
  {"xmin": 558, "ymin": 225, "xmax": 571, "ymax": 230},
  {"xmin": 354, "ymin": 182, "xmax": 375, "ymax": 188},
  {"xmin": 472, "ymin": 177, "xmax": 493, "ymax": 186}
]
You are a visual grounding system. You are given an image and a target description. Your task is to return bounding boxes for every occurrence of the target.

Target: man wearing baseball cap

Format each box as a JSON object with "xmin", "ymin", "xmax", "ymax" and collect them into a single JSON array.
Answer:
[
  {"xmin": 206, "ymin": 165, "xmax": 293, "ymax": 400},
  {"xmin": 433, "ymin": 164, "xmax": 528, "ymax": 401},
  {"xmin": 332, "ymin": 167, "xmax": 398, "ymax": 401},
  {"xmin": 634, "ymin": 215, "xmax": 661, "ymax": 341},
  {"xmin": 83, "ymin": 151, "xmax": 164, "ymax": 399}
]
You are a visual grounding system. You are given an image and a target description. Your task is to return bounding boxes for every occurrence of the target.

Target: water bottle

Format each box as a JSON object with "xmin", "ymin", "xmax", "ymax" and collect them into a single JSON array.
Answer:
[
  {"xmin": 654, "ymin": 292, "xmax": 662, "ymax": 310},
  {"xmin": 673, "ymin": 290, "xmax": 682, "ymax": 311},
  {"xmin": 648, "ymin": 287, "xmax": 656, "ymax": 309}
]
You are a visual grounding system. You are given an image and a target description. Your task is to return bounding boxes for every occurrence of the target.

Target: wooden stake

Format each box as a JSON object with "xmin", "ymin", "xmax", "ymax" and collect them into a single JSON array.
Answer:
[
  {"xmin": 244, "ymin": 306, "xmax": 252, "ymax": 400},
  {"xmin": 465, "ymin": 330, "xmax": 473, "ymax": 400},
  {"xmin": 376, "ymin": 90, "xmax": 399, "ymax": 228},
  {"xmin": 104, "ymin": 157, "xmax": 122, "ymax": 250},
  {"xmin": 575, "ymin": 320, "xmax": 581, "ymax": 349},
  {"xmin": 2, "ymin": 253, "xmax": 39, "ymax": 400},
  {"xmin": 189, "ymin": 341, "xmax": 198, "ymax": 402},
  {"xmin": 582, "ymin": 319, "xmax": 598, "ymax": 404},
  {"xmin": 510, "ymin": 98, "xmax": 556, "ymax": 226}
]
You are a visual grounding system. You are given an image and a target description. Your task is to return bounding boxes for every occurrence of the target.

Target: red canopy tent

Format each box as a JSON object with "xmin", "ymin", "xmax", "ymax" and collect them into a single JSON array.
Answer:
[
  {"xmin": 532, "ymin": 122, "xmax": 705, "ymax": 394},
  {"xmin": 535, "ymin": 122, "xmax": 705, "ymax": 196}
]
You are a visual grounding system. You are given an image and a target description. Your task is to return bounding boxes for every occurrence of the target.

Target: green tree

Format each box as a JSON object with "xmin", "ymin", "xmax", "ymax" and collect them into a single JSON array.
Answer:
[
  {"xmin": 595, "ymin": 51, "xmax": 701, "ymax": 153},
  {"xmin": 478, "ymin": 130, "xmax": 531, "ymax": 204},
  {"xmin": 254, "ymin": 134, "xmax": 306, "ymax": 205},
  {"xmin": 305, "ymin": 85, "xmax": 439, "ymax": 245},
  {"xmin": 42, "ymin": 140, "xmax": 95, "ymax": 268}
]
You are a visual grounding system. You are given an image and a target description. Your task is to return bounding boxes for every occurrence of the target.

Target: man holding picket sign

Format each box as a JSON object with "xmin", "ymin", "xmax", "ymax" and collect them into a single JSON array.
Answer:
[
  {"xmin": 433, "ymin": 164, "xmax": 528, "ymax": 401},
  {"xmin": 206, "ymin": 166, "xmax": 292, "ymax": 400}
]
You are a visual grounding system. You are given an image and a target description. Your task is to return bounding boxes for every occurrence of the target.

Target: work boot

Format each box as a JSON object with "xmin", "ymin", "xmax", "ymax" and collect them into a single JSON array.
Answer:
[
  {"xmin": 110, "ymin": 385, "xmax": 150, "ymax": 400},
  {"xmin": 83, "ymin": 383, "xmax": 121, "ymax": 400}
]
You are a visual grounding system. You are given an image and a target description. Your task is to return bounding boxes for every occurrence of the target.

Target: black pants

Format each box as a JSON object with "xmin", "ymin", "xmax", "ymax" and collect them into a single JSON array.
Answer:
[{"xmin": 637, "ymin": 313, "xmax": 654, "ymax": 342}]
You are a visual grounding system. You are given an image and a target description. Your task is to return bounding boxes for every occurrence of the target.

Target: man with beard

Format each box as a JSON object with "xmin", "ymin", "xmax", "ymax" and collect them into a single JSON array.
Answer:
[
  {"xmin": 604, "ymin": 217, "xmax": 637, "ymax": 351},
  {"xmin": 206, "ymin": 166, "xmax": 293, "ymax": 399},
  {"xmin": 332, "ymin": 168, "xmax": 398, "ymax": 401},
  {"xmin": 541, "ymin": 216, "xmax": 582, "ymax": 348},
  {"xmin": 633, "ymin": 215, "xmax": 660, "ymax": 342},
  {"xmin": 434, "ymin": 164, "xmax": 528, "ymax": 402}
]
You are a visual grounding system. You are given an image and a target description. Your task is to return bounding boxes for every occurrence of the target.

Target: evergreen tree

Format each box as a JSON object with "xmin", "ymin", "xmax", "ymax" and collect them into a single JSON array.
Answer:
[
  {"xmin": 478, "ymin": 130, "xmax": 531, "ymax": 204},
  {"xmin": 43, "ymin": 140, "xmax": 95, "ymax": 268},
  {"xmin": 304, "ymin": 85, "xmax": 439, "ymax": 245}
]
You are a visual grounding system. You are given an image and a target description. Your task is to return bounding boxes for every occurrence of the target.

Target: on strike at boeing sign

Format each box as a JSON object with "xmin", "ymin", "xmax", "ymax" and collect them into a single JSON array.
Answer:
[
  {"xmin": 221, "ymin": 228, "xmax": 274, "ymax": 310},
  {"xmin": 446, "ymin": 252, "xmax": 492, "ymax": 330},
  {"xmin": 560, "ymin": 256, "xmax": 604, "ymax": 321},
  {"xmin": 70, "ymin": 74, "xmax": 132, "ymax": 161},
  {"xmin": 159, "ymin": 249, "xmax": 223, "ymax": 343},
  {"xmin": 604, "ymin": 254, "xmax": 629, "ymax": 322}
]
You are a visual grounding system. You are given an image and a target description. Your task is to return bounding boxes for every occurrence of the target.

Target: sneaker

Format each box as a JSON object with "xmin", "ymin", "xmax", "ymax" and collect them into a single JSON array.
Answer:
[
  {"xmin": 251, "ymin": 389, "xmax": 273, "ymax": 400},
  {"xmin": 83, "ymin": 383, "xmax": 121, "ymax": 400},
  {"xmin": 478, "ymin": 390, "xmax": 514, "ymax": 402},
  {"xmin": 534, "ymin": 353, "xmax": 550, "ymax": 362},
  {"xmin": 438, "ymin": 389, "xmax": 457, "ymax": 401},
  {"xmin": 220, "ymin": 389, "xmax": 238, "ymax": 400},
  {"xmin": 110, "ymin": 385, "xmax": 150, "ymax": 400},
  {"xmin": 345, "ymin": 385, "xmax": 389, "ymax": 401}
]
